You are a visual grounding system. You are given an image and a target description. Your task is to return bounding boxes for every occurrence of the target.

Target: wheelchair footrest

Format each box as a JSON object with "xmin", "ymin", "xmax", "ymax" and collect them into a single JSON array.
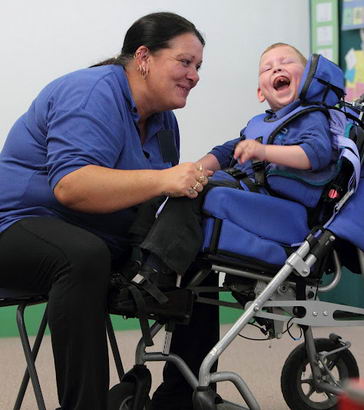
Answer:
[{"xmin": 109, "ymin": 288, "xmax": 195, "ymax": 325}]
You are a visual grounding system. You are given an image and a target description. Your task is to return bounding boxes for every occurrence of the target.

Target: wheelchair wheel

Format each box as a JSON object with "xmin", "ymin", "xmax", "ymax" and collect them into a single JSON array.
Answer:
[
  {"xmin": 108, "ymin": 382, "xmax": 151, "ymax": 410},
  {"xmin": 281, "ymin": 338, "xmax": 359, "ymax": 410}
]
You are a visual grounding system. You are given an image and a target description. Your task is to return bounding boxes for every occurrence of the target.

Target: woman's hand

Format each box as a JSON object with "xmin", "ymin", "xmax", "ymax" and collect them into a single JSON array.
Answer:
[{"xmin": 159, "ymin": 162, "xmax": 213, "ymax": 199}]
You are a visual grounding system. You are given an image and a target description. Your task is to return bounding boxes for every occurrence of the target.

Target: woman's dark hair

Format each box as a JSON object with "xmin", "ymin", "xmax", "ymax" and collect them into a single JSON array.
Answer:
[{"xmin": 92, "ymin": 12, "xmax": 205, "ymax": 67}]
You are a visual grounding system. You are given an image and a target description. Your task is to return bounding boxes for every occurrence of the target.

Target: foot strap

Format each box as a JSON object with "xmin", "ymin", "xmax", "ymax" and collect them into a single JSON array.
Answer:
[
  {"xmin": 140, "ymin": 279, "xmax": 169, "ymax": 304},
  {"xmin": 127, "ymin": 285, "xmax": 154, "ymax": 346}
]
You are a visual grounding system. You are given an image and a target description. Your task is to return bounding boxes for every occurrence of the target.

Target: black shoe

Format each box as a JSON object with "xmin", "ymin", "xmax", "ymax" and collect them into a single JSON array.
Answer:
[
  {"xmin": 129, "ymin": 264, "xmax": 177, "ymax": 303},
  {"xmin": 151, "ymin": 385, "xmax": 194, "ymax": 410},
  {"xmin": 151, "ymin": 388, "xmax": 223, "ymax": 410},
  {"xmin": 121, "ymin": 258, "xmax": 143, "ymax": 281},
  {"xmin": 109, "ymin": 285, "xmax": 194, "ymax": 323},
  {"xmin": 151, "ymin": 403, "xmax": 193, "ymax": 410},
  {"xmin": 109, "ymin": 259, "xmax": 142, "ymax": 290}
]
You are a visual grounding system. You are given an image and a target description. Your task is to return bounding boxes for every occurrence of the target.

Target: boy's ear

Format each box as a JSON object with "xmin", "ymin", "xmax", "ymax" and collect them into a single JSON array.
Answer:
[{"xmin": 257, "ymin": 87, "xmax": 266, "ymax": 103}]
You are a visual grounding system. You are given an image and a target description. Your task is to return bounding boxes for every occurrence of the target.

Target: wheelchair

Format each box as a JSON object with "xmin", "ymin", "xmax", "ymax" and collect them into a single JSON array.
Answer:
[
  {"xmin": 108, "ymin": 191, "xmax": 364, "ymax": 410},
  {"xmin": 107, "ymin": 64, "xmax": 364, "ymax": 409}
]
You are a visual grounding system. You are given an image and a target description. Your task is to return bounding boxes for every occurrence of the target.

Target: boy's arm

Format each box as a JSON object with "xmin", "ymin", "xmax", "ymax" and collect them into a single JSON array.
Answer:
[
  {"xmin": 198, "ymin": 153, "xmax": 221, "ymax": 171},
  {"xmin": 199, "ymin": 136, "xmax": 241, "ymax": 171},
  {"xmin": 234, "ymin": 139, "xmax": 311, "ymax": 170}
]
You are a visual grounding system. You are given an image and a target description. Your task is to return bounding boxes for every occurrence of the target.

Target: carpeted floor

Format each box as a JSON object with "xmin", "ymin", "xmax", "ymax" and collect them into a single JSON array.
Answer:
[{"xmin": 0, "ymin": 324, "xmax": 363, "ymax": 410}]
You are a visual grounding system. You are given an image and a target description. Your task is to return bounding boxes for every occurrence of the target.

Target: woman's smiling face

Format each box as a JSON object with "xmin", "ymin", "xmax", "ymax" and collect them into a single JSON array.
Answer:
[
  {"xmin": 145, "ymin": 33, "xmax": 203, "ymax": 112},
  {"xmin": 257, "ymin": 45, "xmax": 305, "ymax": 112}
]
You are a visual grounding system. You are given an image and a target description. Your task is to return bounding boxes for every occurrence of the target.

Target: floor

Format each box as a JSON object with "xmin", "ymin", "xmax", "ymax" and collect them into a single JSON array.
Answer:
[{"xmin": 0, "ymin": 323, "xmax": 363, "ymax": 410}]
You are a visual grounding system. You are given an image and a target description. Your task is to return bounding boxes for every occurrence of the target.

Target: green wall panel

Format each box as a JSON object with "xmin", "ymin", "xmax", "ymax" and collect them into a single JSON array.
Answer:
[{"xmin": 319, "ymin": 268, "xmax": 364, "ymax": 308}]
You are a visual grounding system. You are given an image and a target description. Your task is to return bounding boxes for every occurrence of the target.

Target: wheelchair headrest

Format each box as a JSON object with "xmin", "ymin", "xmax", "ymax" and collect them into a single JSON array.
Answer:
[{"xmin": 298, "ymin": 54, "xmax": 345, "ymax": 106}]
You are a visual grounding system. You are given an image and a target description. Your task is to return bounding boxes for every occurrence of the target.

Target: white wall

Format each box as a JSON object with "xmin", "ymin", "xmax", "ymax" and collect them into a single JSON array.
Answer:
[{"xmin": 0, "ymin": 0, "xmax": 310, "ymax": 161}]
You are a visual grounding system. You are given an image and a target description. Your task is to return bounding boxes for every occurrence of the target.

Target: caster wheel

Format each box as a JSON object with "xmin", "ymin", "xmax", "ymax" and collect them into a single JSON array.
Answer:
[{"xmin": 281, "ymin": 338, "xmax": 359, "ymax": 410}]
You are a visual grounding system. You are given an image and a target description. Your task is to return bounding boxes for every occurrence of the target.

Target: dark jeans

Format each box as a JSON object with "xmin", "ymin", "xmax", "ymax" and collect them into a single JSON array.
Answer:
[{"xmin": 0, "ymin": 217, "xmax": 112, "ymax": 410}]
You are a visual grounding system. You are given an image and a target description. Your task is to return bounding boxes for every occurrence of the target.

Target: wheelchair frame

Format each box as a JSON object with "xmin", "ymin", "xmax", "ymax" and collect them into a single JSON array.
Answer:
[
  {"xmin": 110, "ymin": 95, "xmax": 364, "ymax": 409},
  {"xmin": 115, "ymin": 227, "xmax": 364, "ymax": 410}
]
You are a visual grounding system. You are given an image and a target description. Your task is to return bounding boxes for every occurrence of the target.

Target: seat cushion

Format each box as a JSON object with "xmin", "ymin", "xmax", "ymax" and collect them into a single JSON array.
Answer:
[{"xmin": 202, "ymin": 187, "xmax": 310, "ymax": 266}]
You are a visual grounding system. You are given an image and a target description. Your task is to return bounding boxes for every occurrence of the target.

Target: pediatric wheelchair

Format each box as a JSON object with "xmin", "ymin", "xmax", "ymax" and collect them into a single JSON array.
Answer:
[{"xmin": 107, "ymin": 57, "xmax": 364, "ymax": 410}]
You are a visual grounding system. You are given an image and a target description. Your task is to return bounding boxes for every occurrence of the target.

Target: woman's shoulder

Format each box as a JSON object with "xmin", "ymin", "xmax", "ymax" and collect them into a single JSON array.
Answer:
[
  {"xmin": 46, "ymin": 66, "xmax": 118, "ymax": 95},
  {"xmin": 36, "ymin": 65, "xmax": 128, "ymax": 113}
]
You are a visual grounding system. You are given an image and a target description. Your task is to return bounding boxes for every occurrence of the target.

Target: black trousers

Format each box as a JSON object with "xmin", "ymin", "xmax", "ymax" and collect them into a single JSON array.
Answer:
[
  {"xmin": 0, "ymin": 217, "xmax": 112, "ymax": 410},
  {"xmin": 0, "ymin": 216, "xmax": 220, "ymax": 409},
  {"xmin": 151, "ymin": 269, "xmax": 220, "ymax": 410},
  {"xmin": 132, "ymin": 179, "xmax": 240, "ymax": 274}
]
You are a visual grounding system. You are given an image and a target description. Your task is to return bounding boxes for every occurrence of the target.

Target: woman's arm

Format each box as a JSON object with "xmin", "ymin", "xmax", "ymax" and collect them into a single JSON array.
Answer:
[{"xmin": 54, "ymin": 163, "xmax": 212, "ymax": 213}]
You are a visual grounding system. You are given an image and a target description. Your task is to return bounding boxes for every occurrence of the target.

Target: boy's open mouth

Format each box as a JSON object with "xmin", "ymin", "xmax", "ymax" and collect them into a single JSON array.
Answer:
[{"xmin": 273, "ymin": 76, "xmax": 290, "ymax": 91}]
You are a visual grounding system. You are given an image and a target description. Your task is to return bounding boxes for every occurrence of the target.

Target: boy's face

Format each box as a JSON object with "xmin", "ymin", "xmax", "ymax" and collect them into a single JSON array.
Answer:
[{"xmin": 257, "ymin": 46, "xmax": 305, "ymax": 112}]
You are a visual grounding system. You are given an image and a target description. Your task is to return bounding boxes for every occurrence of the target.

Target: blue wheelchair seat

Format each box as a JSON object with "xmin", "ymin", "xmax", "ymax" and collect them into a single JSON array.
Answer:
[{"xmin": 202, "ymin": 187, "xmax": 310, "ymax": 267}]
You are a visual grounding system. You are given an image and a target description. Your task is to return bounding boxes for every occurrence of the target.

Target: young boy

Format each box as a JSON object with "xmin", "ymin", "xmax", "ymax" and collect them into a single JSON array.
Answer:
[{"xmin": 204, "ymin": 42, "xmax": 334, "ymax": 206}]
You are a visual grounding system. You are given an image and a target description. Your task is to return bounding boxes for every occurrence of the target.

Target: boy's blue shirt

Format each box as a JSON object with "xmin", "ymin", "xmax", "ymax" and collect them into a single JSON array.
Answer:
[
  {"xmin": 208, "ymin": 100, "xmax": 333, "ymax": 207},
  {"xmin": 209, "ymin": 100, "xmax": 332, "ymax": 172}
]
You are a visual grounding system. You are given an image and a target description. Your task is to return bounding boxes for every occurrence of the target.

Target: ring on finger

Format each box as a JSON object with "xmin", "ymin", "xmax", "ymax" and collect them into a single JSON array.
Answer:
[
  {"xmin": 192, "ymin": 181, "xmax": 200, "ymax": 190},
  {"xmin": 188, "ymin": 188, "xmax": 196, "ymax": 195},
  {"xmin": 198, "ymin": 175, "xmax": 207, "ymax": 183},
  {"xmin": 197, "ymin": 163, "xmax": 203, "ymax": 172}
]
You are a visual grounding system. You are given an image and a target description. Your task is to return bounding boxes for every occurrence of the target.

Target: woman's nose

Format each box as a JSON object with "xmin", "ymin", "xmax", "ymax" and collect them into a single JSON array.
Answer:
[{"xmin": 187, "ymin": 67, "xmax": 199, "ymax": 85}]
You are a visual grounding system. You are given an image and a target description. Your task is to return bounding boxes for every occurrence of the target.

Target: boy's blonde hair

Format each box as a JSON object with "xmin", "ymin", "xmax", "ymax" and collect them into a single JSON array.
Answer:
[{"xmin": 261, "ymin": 42, "xmax": 307, "ymax": 66}]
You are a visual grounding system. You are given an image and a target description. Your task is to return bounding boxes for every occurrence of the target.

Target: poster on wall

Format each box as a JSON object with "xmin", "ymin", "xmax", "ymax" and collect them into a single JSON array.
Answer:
[
  {"xmin": 310, "ymin": 0, "xmax": 339, "ymax": 63},
  {"xmin": 342, "ymin": 0, "xmax": 364, "ymax": 101},
  {"xmin": 342, "ymin": 0, "xmax": 364, "ymax": 30}
]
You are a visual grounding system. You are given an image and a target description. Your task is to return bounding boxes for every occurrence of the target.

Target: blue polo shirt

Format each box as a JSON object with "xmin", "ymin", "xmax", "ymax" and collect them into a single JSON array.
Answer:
[{"xmin": 0, "ymin": 65, "xmax": 180, "ymax": 259}]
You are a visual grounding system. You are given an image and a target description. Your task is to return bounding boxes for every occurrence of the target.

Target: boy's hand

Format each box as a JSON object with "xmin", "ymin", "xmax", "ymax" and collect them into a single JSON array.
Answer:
[{"xmin": 233, "ymin": 140, "xmax": 266, "ymax": 163}]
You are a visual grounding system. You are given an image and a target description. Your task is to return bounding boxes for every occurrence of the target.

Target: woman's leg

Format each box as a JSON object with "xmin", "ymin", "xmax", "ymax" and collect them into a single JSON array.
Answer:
[
  {"xmin": 0, "ymin": 217, "xmax": 112, "ymax": 410},
  {"xmin": 151, "ymin": 268, "xmax": 220, "ymax": 410}
]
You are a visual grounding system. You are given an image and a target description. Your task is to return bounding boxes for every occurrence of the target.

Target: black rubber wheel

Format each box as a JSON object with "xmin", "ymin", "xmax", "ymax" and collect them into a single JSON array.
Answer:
[
  {"xmin": 108, "ymin": 382, "xmax": 151, "ymax": 410},
  {"xmin": 281, "ymin": 338, "xmax": 359, "ymax": 410}
]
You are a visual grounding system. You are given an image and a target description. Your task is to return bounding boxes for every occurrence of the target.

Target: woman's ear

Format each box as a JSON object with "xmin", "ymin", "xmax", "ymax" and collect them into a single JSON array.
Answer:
[
  {"xmin": 134, "ymin": 46, "xmax": 150, "ymax": 64},
  {"xmin": 134, "ymin": 46, "xmax": 150, "ymax": 78},
  {"xmin": 257, "ymin": 87, "xmax": 266, "ymax": 103}
]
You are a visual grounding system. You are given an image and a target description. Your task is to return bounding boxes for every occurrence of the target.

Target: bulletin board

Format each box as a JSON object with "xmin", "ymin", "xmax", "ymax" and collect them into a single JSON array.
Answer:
[
  {"xmin": 310, "ymin": 0, "xmax": 339, "ymax": 63},
  {"xmin": 311, "ymin": 0, "xmax": 364, "ymax": 102},
  {"xmin": 340, "ymin": 0, "xmax": 364, "ymax": 101}
]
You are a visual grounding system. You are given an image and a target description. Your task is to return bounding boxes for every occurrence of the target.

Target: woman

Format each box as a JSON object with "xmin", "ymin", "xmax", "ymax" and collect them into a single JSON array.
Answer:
[{"xmin": 0, "ymin": 12, "xmax": 212, "ymax": 410}]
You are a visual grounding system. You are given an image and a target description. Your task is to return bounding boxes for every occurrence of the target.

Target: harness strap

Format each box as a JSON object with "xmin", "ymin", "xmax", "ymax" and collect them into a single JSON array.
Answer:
[
  {"xmin": 127, "ymin": 285, "xmax": 154, "ymax": 346},
  {"xmin": 223, "ymin": 168, "xmax": 262, "ymax": 193},
  {"xmin": 267, "ymin": 106, "xmax": 329, "ymax": 145},
  {"xmin": 251, "ymin": 160, "xmax": 266, "ymax": 187}
]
